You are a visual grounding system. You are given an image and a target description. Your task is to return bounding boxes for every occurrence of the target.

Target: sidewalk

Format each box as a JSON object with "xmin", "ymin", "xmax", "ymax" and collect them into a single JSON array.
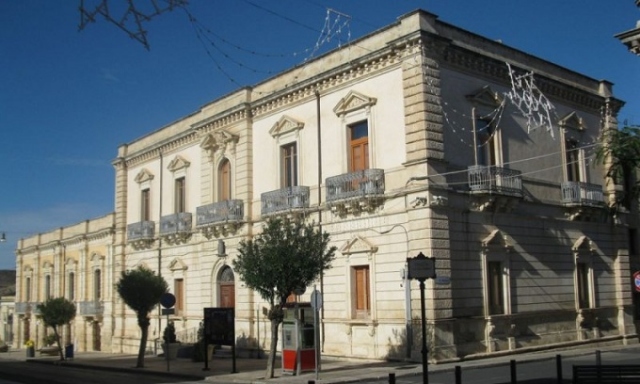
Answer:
[{"xmin": 0, "ymin": 343, "xmax": 637, "ymax": 383}]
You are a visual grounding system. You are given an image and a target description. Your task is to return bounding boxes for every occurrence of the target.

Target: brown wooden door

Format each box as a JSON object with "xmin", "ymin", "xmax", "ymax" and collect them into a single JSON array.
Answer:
[
  {"xmin": 349, "ymin": 122, "xmax": 369, "ymax": 172},
  {"xmin": 220, "ymin": 284, "xmax": 235, "ymax": 308}
]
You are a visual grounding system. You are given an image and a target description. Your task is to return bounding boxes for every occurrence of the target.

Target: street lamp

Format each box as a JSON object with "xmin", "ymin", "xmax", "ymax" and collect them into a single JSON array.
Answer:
[{"xmin": 0, "ymin": 232, "xmax": 5, "ymax": 242}]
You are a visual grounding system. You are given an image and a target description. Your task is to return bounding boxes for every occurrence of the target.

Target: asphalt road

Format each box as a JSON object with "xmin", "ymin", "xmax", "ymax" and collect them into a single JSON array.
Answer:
[
  {"xmin": 0, "ymin": 360, "xmax": 203, "ymax": 384},
  {"xmin": 370, "ymin": 347, "xmax": 640, "ymax": 384}
]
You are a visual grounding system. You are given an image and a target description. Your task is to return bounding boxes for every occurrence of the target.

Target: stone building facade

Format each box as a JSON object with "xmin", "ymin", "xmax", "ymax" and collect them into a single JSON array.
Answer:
[
  {"xmin": 14, "ymin": 214, "xmax": 115, "ymax": 352},
  {"xmin": 18, "ymin": 9, "xmax": 638, "ymax": 361}
]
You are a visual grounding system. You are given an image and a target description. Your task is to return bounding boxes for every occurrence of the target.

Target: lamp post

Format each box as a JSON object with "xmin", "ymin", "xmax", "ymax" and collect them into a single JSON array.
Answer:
[{"xmin": 406, "ymin": 252, "xmax": 436, "ymax": 384}]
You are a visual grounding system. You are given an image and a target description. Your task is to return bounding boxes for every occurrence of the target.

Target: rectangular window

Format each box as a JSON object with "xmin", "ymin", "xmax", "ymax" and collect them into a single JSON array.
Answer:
[
  {"xmin": 349, "ymin": 121, "xmax": 369, "ymax": 172},
  {"xmin": 141, "ymin": 189, "xmax": 150, "ymax": 221},
  {"xmin": 25, "ymin": 277, "xmax": 31, "ymax": 301},
  {"xmin": 354, "ymin": 266, "xmax": 370, "ymax": 318},
  {"xmin": 174, "ymin": 279, "xmax": 184, "ymax": 315},
  {"xmin": 94, "ymin": 270, "xmax": 101, "ymax": 301},
  {"xmin": 281, "ymin": 143, "xmax": 298, "ymax": 188},
  {"xmin": 175, "ymin": 177, "xmax": 186, "ymax": 213},
  {"xmin": 487, "ymin": 261, "xmax": 504, "ymax": 315},
  {"xmin": 477, "ymin": 119, "xmax": 497, "ymax": 166},
  {"xmin": 45, "ymin": 275, "xmax": 51, "ymax": 300},
  {"xmin": 577, "ymin": 263, "xmax": 590, "ymax": 309},
  {"xmin": 565, "ymin": 140, "xmax": 581, "ymax": 182},
  {"xmin": 68, "ymin": 272, "xmax": 75, "ymax": 301}
]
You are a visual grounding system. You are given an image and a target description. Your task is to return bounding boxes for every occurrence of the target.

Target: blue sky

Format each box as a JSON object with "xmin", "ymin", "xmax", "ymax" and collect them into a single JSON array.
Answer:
[{"xmin": 0, "ymin": 0, "xmax": 638, "ymax": 270}]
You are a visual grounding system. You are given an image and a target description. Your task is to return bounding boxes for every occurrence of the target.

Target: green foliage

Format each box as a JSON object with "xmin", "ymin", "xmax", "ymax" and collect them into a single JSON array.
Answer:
[
  {"xmin": 192, "ymin": 321, "xmax": 205, "ymax": 362},
  {"xmin": 37, "ymin": 298, "xmax": 76, "ymax": 329},
  {"xmin": 42, "ymin": 334, "xmax": 58, "ymax": 346},
  {"xmin": 163, "ymin": 321, "xmax": 178, "ymax": 344},
  {"xmin": 596, "ymin": 125, "xmax": 640, "ymax": 210},
  {"xmin": 116, "ymin": 266, "xmax": 168, "ymax": 328},
  {"xmin": 233, "ymin": 217, "xmax": 337, "ymax": 319}
]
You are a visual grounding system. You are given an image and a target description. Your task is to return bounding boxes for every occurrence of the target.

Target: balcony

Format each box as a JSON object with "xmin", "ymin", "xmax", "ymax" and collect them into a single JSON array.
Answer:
[
  {"xmin": 326, "ymin": 169, "xmax": 385, "ymax": 214},
  {"xmin": 196, "ymin": 200, "xmax": 244, "ymax": 238},
  {"xmin": 561, "ymin": 181, "xmax": 605, "ymax": 221},
  {"xmin": 159, "ymin": 212, "xmax": 193, "ymax": 244},
  {"xmin": 261, "ymin": 186, "xmax": 310, "ymax": 217},
  {"xmin": 78, "ymin": 300, "xmax": 103, "ymax": 319},
  {"xmin": 14, "ymin": 302, "xmax": 30, "ymax": 315},
  {"xmin": 127, "ymin": 220, "xmax": 155, "ymax": 249},
  {"xmin": 467, "ymin": 166, "xmax": 522, "ymax": 212}
]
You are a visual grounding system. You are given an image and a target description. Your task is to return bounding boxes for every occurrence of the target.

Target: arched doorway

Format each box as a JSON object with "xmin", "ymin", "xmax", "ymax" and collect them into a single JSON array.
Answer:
[{"xmin": 218, "ymin": 266, "xmax": 235, "ymax": 308}]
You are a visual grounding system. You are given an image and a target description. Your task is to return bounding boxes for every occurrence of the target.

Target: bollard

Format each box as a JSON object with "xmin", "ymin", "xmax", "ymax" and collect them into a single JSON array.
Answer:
[
  {"xmin": 510, "ymin": 359, "xmax": 517, "ymax": 384},
  {"xmin": 388, "ymin": 372, "xmax": 396, "ymax": 384},
  {"xmin": 595, "ymin": 349, "xmax": 601, "ymax": 366},
  {"xmin": 556, "ymin": 354, "xmax": 563, "ymax": 384},
  {"xmin": 308, "ymin": 381, "xmax": 315, "ymax": 384},
  {"xmin": 455, "ymin": 365, "xmax": 462, "ymax": 384}
]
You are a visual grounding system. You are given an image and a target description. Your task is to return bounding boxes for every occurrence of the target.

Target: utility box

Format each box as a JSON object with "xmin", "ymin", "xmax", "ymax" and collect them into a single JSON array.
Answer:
[{"xmin": 281, "ymin": 303, "xmax": 316, "ymax": 374}]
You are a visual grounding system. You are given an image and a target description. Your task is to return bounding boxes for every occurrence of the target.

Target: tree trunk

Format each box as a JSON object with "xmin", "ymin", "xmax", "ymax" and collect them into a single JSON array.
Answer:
[
  {"xmin": 136, "ymin": 324, "xmax": 149, "ymax": 368},
  {"xmin": 265, "ymin": 319, "xmax": 280, "ymax": 379},
  {"xmin": 53, "ymin": 326, "xmax": 64, "ymax": 361}
]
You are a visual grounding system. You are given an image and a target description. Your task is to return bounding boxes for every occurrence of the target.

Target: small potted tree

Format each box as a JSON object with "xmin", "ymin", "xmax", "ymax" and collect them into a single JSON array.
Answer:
[{"xmin": 161, "ymin": 321, "xmax": 180, "ymax": 360}]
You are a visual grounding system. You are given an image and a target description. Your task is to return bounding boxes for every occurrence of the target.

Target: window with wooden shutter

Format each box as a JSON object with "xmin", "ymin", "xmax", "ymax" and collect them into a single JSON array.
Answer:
[
  {"xmin": 349, "ymin": 121, "xmax": 369, "ymax": 172},
  {"xmin": 218, "ymin": 159, "xmax": 231, "ymax": 201},
  {"xmin": 141, "ymin": 189, "xmax": 150, "ymax": 221},
  {"xmin": 174, "ymin": 278, "xmax": 184, "ymax": 315},
  {"xmin": 487, "ymin": 261, "xmax": 504, "ymax": 315},
  {"xmin": 174, "ymin": 177, "xmax": 186, "ymax": 213},
  {"xmin": 354, "ymin": 265, "xmax": 370, "ymax": 318}
]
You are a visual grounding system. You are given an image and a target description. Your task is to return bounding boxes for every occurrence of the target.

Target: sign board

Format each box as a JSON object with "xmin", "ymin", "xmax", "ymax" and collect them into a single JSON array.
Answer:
[
  {"xmin": 204, "ymin": 307, "xmax": 235, "ymax": 346},
  {"xmin": 161, "ymin": 308, "xmax": 175, "ymax": 316},
  {"xmin": 160, "ymin": 292, "xmax": 176, "ymax": 309},
  {"xmin": 435, "ymin": 276, "xmax": 451, "ymax": 285},
  {"xmin": 407, "ymin": 252, "xmax": 436, "ymax": 281},
  {"xmin": 310, "ymin": 290, "xmax": 323, "ymax": 310},
  {"xmin": 634, "ymin": 271, "xmax": 640, "ymax": 293}
]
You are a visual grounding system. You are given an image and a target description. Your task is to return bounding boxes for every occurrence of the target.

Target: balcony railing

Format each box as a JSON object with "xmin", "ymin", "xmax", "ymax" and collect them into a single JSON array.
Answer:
[
  {"xmin": 468, "ymin": 165, "xmax": 522, "ymax": 196},
  {"xmin": 14, "ymin": 302, "xmax": 30, "ymax": 314},
  {"xmin": 78, "ymin": 300, "xmax": 103, "ymax": 317},
  {"xmin": 326, "ymin": 169, "xmax": 385, "ymax": 202},
  {"xmin": 159, "ymin": 212, "xmax": 193, "ymax": 236},
  {"xmin": 127, "ymin": 221, "xmax": 155, "ymax": 241},
  {"xmin": 561, "ymin": 181, "xmax": 604, "ymax": 207},
  {"xmin": 196, "ymin": 200, "xmax": 244, "ymax": 226},
  {"xmin": 261, "ymin": 186, "xmax": 310, "ymax": 215}
]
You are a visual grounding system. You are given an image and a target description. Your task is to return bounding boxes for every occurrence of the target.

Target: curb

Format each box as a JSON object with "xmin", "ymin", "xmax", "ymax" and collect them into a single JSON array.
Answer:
[{"xmin": 26, "ymin": 358, "xmax": 207, "ymax": 381}]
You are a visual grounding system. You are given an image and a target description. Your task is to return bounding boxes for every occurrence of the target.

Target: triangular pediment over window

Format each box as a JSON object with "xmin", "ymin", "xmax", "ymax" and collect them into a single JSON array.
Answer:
[
  {"xmin": 573, "ymin": 235, "xmax": 594, "ymax": 254},
  {"xmin": 340, "ymin": 235, "xmax": 378, "ymax": 255},
  {"xmin": 559, "ymin": 112, "xmax": 584, "ymax": 132},
  {"xmin": 269, "ymin": 115, "xmax": 304, "ymax": 138},
  {"xmin": 167, "ymin": 155, "xmax": 191, "ymax": 172},
  {"xmin": 482, "ymin": 229, "xmax": 512, "ymax": 251},
  {"xmin": 169, "ymin": 258, "xmax": 188, "ymax": 271},
  {"xmin": 333, "ymin": 90, "xmax": 377, "ymax": 117},
  {"xmin": 135, "ymin": 168, "xmax": 154, "ymax": 184},
  {"xmin": 466, "ymin": 86, "xmax": 503, "ymax": 107}
]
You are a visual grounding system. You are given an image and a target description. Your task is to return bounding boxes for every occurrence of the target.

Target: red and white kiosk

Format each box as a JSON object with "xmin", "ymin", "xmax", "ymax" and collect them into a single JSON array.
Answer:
[{"xmin": 281, "ymin": 302, "xmax": 316, "ymax": 375}]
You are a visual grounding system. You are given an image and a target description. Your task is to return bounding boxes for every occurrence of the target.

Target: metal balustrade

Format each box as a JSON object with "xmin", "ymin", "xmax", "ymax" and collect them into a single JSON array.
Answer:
[
  {"xmin": 127, "ymin": 221, "xmax": 155, "ymax": 241},
  {"xmin": 196, "ymin": 200, "xmax": 244, "ymax": 226},
  {"xmin": 561, "ymin": 181, "xmax": 604, "ymax": 206},
  {"xmin": 14, "ymin": 302, "xmax": 30, "ymax": 314},
  {"xmin": 79, "ymin": 300, "xmax": 103, "ymax": 316},
  {"xmin": 261, "ymin": 186, "xmax": 310, "ymax": 215},
  {"xmin": 159, "ymin": 212, "xmax": 193, "ymax": 235},
  {"xmin": 325, "ymin": 169, "xmax": 385, "ymax": 202},
  {"xmin": 468, "ymin": 165, "xmax": 523, "ymax": 196}
]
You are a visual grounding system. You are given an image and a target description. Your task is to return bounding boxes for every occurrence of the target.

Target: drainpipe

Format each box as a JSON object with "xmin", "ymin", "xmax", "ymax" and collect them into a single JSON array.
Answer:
[
  {"xmin": 157, "ymin": 152, "xmax": 164, "ymax": 340},
  {"xmin": 315, "ymin": 89, "xmax": 325, "ymax": 353}
]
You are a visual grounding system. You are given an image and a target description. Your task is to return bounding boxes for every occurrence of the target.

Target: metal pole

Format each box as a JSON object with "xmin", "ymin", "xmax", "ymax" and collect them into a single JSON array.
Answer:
[
  {"xmin": 388, "ymin": 373, "xmax": 396, "ymax": 384},
  {"xmin": 556, "ymin": 354, "xmax": 562, "ymax": 384},
  {"xmin": 419, "ymin": 279, "xmax": 428, "ymax": 384},
  {"xmin": 510, "ymin": 359, "xmax": 516, "ymax": 384},
  {"xmin": 595, "ymin": 349, "xmax": 601, "ymax": 365},
  {"xmin": 455, "ymin": 365, "xmax": 461, "ymax": 384},
  {"xmin": 165, "ymin": 314, "xmax": 170, "ymax": 372}
]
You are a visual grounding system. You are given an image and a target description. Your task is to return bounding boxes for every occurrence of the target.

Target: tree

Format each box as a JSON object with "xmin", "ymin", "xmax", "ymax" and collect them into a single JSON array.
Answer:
[
  {"xmin": 233, "ymin": 217, "xmax": 337, "ymax": 379},
  {"xmin": 595, "ymin": 125, "xmax": 640, "ymax": 212},
  {"xmin": 116, "ymin": 266, "xmax": 168, "ymax": 368},
  {"xmin": 37, "ymin": 297, "xmax": 76, "ymax": 361}
]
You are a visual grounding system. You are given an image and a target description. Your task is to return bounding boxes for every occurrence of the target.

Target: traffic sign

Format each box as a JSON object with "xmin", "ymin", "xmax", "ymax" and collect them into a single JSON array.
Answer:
[
  {"xmin": 634, "ymin": 271, "xmax": 640, "ymax": 292},
  {"xmin": 310, "ymin": 289, "xmax": 323, "ymax": 310},
  {"xmin": 160, "ymin": 292, "xmax": 176, "ymax": 308}
]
